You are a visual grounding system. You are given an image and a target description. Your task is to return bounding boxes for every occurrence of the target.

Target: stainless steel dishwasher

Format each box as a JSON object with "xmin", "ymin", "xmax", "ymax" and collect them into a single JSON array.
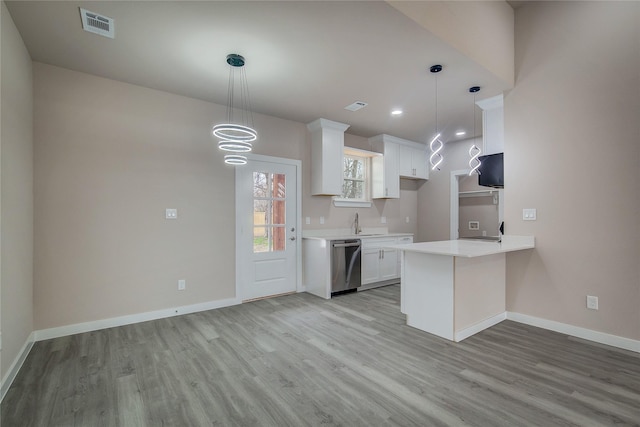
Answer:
[{"xmin": 330, "ymin": 239, "xmax": 362, "ymax": 295}]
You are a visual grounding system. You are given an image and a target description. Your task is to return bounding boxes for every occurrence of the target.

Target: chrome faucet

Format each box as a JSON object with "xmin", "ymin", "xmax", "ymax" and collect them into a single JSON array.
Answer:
[{"xmin": 354, "ymin": 212, "xmax": 361, "ymax": 235}]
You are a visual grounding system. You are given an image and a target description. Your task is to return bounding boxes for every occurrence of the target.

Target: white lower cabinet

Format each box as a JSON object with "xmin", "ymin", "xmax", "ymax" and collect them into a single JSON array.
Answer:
[{"xmin": 361, "ymin": 237, "xmax": 404, "ymax": 285}]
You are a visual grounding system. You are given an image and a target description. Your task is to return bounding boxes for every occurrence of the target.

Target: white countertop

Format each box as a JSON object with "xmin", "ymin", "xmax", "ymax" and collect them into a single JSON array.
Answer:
[
  {"xmin": 389, "ymin": 235, "xmax": 535, "ymax": 258},
  {"xmin": 302, "ymin": 227, "xmax": 413, "ymax": 241},
  {"xmin": 303, "ymin": 232, "xmax": 413, "ymax": 241}
]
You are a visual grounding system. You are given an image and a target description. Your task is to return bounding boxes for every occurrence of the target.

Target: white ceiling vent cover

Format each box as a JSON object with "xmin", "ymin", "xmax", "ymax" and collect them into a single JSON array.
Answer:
[
  {"xmin": 344, "ymin": 101, "xmax": 368, "ymax": 112},
  {"xmin": 80, "ymin": 8, "xmax": 114, "ymax": 39}
]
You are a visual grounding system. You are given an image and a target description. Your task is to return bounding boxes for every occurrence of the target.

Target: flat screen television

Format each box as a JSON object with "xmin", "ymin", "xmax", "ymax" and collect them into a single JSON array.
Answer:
[{"xmin": 477, "ymin": 152, "xmax": 503, "ymax": 188}]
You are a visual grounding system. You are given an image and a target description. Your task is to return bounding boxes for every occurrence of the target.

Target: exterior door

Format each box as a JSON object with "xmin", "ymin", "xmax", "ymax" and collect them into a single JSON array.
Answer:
[{"xmin": 236, "ymin": 156, "xmax": 299, "ymax": 301}]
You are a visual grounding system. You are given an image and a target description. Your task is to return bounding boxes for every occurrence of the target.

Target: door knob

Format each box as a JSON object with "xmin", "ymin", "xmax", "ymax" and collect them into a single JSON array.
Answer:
[
  {"xmin": 289, "ymin": 236, "xmax": 296, "ymax": 241},
  {"xmin": 291, "ymin": 227, "xmax": 295, "ymax": 232}
]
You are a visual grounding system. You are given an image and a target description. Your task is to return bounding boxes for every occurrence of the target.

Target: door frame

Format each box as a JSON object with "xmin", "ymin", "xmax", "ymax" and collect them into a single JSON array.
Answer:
[{"xmin": 235, "ymin": 154, "xmax": 302, "ymax": 302}]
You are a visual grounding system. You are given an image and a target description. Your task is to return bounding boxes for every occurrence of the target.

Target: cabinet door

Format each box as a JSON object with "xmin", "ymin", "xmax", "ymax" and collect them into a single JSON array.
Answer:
[
  {"xmin": 399, "ymin": 146, "xmax": 428, "ymax": 179},
  {"xmin": 379, "ymin": 248, "xmax": 398, "ymax": 281},
  {"xmin": 412, "ymin": 148, "xmax": 428, "ymax": 179},
  {"xmin": 371, "ymin": 140, "xmax": 400, "ymax": 199},
  {"xmin": 398, "ymin": 145, "xmax": 414, "ymax": 177},
  {"xmin": 361, "ymin": 247, "xmax": 381, "ymax": 285}
]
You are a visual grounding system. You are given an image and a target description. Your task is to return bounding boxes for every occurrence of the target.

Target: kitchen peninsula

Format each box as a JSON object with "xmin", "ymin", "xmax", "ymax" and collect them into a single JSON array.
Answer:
[{"xmin": 393, "ymin": 236, "xmax": 535, "ymax": 342}]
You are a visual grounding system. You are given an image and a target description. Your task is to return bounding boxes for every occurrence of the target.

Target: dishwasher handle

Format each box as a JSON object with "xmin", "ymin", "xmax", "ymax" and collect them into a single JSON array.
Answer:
[{"xmin": 332, "ymin": 242, "xmax": 361, "ymax": 248}]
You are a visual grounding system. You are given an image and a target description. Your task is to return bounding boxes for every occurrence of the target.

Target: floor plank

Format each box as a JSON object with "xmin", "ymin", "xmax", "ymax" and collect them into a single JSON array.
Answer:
[{"xmin": 2, "ymin": 285, "xmax": 639, "ymax": 426}]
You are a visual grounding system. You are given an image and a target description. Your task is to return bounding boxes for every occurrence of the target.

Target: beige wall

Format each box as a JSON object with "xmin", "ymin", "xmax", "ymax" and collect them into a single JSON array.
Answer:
[
  {"xmin": 458, "ymin": 175, "xmax": 499, "ymax": 238},
  {"xmin": 417, "ymin": 137, "xmax": 482, "ymax": 242},
  {"xmin": 33, "ymin": 63, "xmax": 420, "ymax": 330},
  {"xmin": 505, "ymin": 1, "xmax": 640, "ymax": 340},
  {"xmin": 388, "ymin": 0, "xmax": 514, "ymax": 87},
  {"xmin": 33, "ymin": 63, "xmax": 304, "ymax": 329},
  {"xmin": 1, "ymin": 1, "xmax": 34, "ymax": 378}
]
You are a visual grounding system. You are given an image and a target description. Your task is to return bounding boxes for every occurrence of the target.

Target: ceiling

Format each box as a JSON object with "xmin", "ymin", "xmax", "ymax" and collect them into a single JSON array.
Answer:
[{"xmin": 5, "ymin": 1, "xmax": 512, "ymax": 144}]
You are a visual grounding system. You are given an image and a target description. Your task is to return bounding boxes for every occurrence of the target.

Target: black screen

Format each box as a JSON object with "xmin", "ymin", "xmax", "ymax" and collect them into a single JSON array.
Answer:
[{"xmin": 478, "ymin": 153, "xmax": 504, "ymax": 188}]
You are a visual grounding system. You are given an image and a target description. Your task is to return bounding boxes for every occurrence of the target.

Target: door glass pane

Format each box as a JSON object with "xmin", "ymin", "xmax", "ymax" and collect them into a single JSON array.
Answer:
[
  {"xmin": 273, "ymin": 174, "xmax": 286, "ymax": 198},
  {"xmin": 254, "ymin": 172, "xmax": 268, "ymax": 197},
  {"xmin": 253, "ymin": 172, "xmax": 287, "ymax": 253},
  {"xmin": 253, "ymin": 226, "xmax": 269, "ymax": 253},
  {"xmin": 271, "ymin": 200, "xmax": 286, "ymax": 225},
  {"xmin": 272, "ymin": 226, "xmax": 285, "ymax": 252}
]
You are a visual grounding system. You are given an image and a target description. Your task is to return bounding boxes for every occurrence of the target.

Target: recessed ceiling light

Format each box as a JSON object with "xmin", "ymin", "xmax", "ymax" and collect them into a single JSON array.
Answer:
[
  {"xmin": 391, "ymin": 109, "xmax": 403, "ymax": 116},
  {"xmin": 456, "ymin": 131, "xmax": 466, "ymax": 136}
]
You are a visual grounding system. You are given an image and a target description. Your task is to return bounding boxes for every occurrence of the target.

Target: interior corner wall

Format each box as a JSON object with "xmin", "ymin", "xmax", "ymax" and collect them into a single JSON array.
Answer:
[
  {"xmin": 505, "ymin": 1, "xmax": 640, "ymax": 340},
  {"xmin": 1, "ymin": 1, "xmax": 34, "ymax": 379},
  {"xmin": 387, "ymin": 0, "xmax": 514, "ymax": 87},
  {"xmin": 417, "ymin": 137, "xmax": 481, "ymax": 243},
  {"xmin": 33, "ymin": 63, "xmax": 307, "ymax": 330}
]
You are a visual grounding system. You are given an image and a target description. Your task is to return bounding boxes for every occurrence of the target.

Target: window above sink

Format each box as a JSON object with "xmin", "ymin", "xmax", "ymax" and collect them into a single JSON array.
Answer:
[{"xmin": 333, "ymin": 147, "xmax": 380, "ymax": 208}]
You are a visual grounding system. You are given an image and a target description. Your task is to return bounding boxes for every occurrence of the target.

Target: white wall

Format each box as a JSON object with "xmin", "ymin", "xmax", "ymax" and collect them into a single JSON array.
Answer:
[
  {"xmin": 505, "ymin": 1, "xmax": 640, "ymax": 340},
  {"xmin": 1, "ymin": 1, "xmax": 34, "ymax": 380}
]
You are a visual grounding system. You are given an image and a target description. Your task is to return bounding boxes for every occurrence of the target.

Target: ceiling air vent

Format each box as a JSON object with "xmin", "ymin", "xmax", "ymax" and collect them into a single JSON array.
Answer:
[
  {"xmin": 80, "ymin": 8, "xmax": 115, "ymax": 39},
  {"xmin": 344, "ymin": 101, "xmax": 368, "ymax": 112}
]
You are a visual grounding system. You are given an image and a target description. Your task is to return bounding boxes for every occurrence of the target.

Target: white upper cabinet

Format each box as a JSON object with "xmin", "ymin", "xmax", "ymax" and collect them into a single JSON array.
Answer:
[
  {"xmin": 370, "ymin": 134, "xmax": 427, "ymax": 199},
  {"xmin": 398, "ymin": 144, "xmax": 428, "ymax": 179},
  {"xmin": 307, "ymin": 118, "xmax": 350, "ymax": 196},
  {"xmin": 370, "ymin": 135, "xmax": 400, "ymax": 199}
]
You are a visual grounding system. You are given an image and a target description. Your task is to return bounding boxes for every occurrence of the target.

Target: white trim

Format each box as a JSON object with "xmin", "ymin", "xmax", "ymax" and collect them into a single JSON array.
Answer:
[
  {"xmin": 1, "ymin": 332, "xmax": 35, "ymax": 402},
  {"xmin": 34, "ymin": 297, "xmax": 239, "ymax": 342},
  {"xmin": 332, "ymin": 199, "xmax": 372, "ymax": 208},
  {"xmin": 454, "ymin": 312, "xmax": 507, "ymax": 342},
  {"xmin": 368, "ymin": 133, "xmax": 422, "ymax": 149},
  {"xmin": 476, "ymin": 94, "xmax": 504, "ymax": 111},
  {"xmin": 450, "ymin": 169, "xmax": 469, "ymax": 240},
  {"xmin": 507, "ymin": 312, "xmax": 640, "ymax": 354}
]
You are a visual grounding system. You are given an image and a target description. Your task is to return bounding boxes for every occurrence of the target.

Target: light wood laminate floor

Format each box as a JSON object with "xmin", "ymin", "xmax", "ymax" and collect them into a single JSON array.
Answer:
[{"xmin": 2, "ymin": 285, "xmax": 640, "ymax": 426}]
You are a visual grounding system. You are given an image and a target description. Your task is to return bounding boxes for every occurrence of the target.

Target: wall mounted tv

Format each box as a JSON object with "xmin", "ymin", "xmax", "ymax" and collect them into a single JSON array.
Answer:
[{"xmin": 478, "ymin": 152, "xmax": 504, "ymax": 188}]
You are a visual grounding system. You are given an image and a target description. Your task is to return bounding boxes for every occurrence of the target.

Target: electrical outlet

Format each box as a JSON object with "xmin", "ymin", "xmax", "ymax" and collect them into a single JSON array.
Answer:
[
  {"xmin": 166, "ymin": 208, "xmax": 178, "ymax": 219},
  {"xmin": 178, "ymin": 279, "xmax": 186, "ymax": 291},
  {"xmin": 319, "ymin": 216, "xmax": 325, "ymax": 225},
  {"xmin": 523, "ymin": 208, "xmax": 537, "ymax": 221},
  {"xmin": 405, "ymin": 216, "xmax": 410, "ymax": 223},
  {"xmin": 381, "ymin": 216, "xmax": 387, "ymax": 224},
  {"xmin": 586, "ymin": 295, "xmax": 598, "ymax": 310},
  {"xmin": 305, "ymin": 217, "xmax": 311, "ymax": 225}
]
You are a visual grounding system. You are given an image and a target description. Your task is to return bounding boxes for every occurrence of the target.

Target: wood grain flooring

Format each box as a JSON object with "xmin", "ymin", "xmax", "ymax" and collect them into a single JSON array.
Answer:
[{"xmin": 2, "ymin": 285, "xmax": 639, "ymax": 426}]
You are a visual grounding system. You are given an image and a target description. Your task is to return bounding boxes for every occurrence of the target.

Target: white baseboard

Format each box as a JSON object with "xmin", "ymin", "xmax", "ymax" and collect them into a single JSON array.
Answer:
[
  {"xmin": 34, "ymin": 297, "xmax": 240, "ymax": 342},
  {"xmin": 507, "ymin": 312, "xmax": 640, "ymax": 354},
  {"xmin": 455, "ymin": 312, "xmax": 507, "ymax": 342},
  {"xmin": 1, "ymin": 332, "xmax": 35, "ymax": 402}
]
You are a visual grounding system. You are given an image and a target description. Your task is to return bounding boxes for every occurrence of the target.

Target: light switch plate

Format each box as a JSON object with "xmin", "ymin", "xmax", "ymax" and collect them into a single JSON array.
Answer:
[
  {"xmin": 523, "ymin": 208, "xmax": 537, "ymax": 221},
  {"xmin": 166, "ymin": 208, "xmax": 178, "ymax": 219},
  {"xmin": 586, "ymin": 295, "xmax": 598, "ymax": 310},
  {"xmin": 319, "ymin": 216, "xmax": 325, "ymax": 225},
  {"xmin": 305, "ymin": 217, "xmax": 311, "ymax": 225}
]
